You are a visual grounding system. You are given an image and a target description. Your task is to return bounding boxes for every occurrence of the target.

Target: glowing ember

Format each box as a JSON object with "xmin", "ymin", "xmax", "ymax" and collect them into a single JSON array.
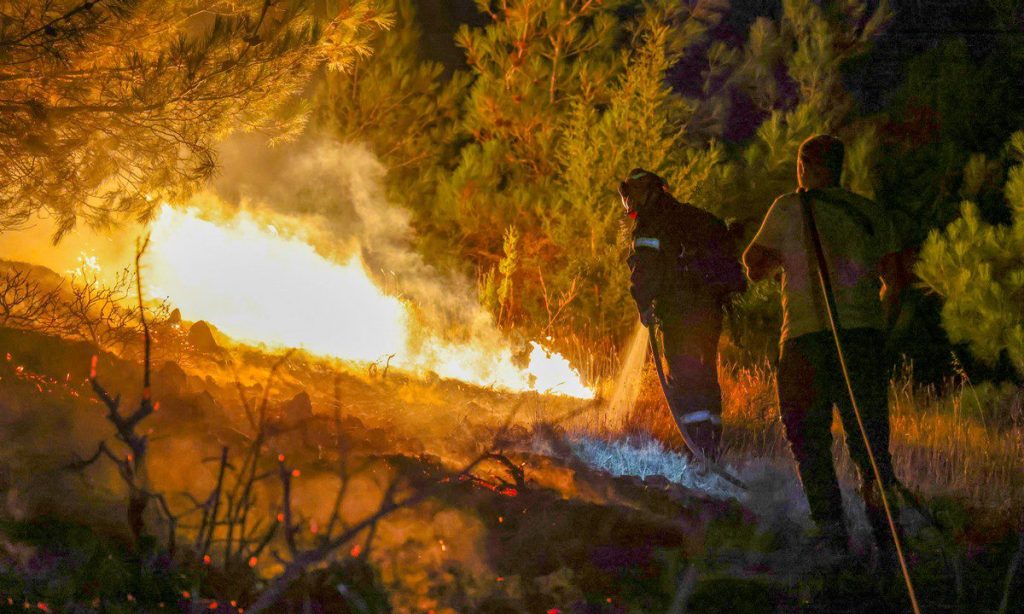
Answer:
[{"xmin": 146, "ymin": 205, "xmax": 594, "ymax": 398}]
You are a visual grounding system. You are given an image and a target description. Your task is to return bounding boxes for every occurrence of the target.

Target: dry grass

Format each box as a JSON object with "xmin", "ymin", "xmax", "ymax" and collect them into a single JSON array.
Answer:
[
  {"xmin": 603, "ymin": 358, "xmax": 1024, "ymax": 512},
  {"xmin": 889, "ymin": 373, "xmax": 1024, "ymax": 510}
]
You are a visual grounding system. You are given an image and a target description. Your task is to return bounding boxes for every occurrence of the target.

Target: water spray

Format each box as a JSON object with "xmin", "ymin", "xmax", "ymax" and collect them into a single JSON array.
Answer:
[{"xmin": 604, "ymin": 323, "xmax": 649, "ymax": 421}]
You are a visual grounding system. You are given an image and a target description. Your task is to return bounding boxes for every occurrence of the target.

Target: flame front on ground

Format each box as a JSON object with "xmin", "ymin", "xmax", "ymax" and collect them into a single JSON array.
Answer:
[
  {"xmin": 147, "ymin": 205, "xmax": 594, "ymax": 398},
  {"xmin": 149, "ymin": 206, "xmax": 407, "ymax": 364}
]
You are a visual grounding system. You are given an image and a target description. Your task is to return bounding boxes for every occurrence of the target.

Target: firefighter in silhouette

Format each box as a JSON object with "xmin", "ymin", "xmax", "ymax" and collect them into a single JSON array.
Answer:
[{"xmin": 620, "ymin": 169, "xmax": 746, "ymax": 460}]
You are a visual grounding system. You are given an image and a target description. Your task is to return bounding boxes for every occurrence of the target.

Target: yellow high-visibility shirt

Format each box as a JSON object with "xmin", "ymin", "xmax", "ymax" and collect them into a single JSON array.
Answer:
[{"xmin": 749, "ymin": 187, "xmax": 900, "ymax": 344}]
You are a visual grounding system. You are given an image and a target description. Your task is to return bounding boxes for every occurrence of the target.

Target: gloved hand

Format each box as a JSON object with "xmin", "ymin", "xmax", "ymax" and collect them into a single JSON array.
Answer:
[{"xmin": 639, "ymin": 304, "xmax": 657, "ymax": 328}]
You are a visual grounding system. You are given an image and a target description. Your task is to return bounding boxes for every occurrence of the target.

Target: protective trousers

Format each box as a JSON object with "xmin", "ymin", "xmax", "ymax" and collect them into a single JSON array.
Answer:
[
  {"xmin": 660, "ymin": 309, "xmax": 723, "ymax": 459},
  {"xmin": 777, "ymin": 328, "xmax": 899, "ymax": 550}
]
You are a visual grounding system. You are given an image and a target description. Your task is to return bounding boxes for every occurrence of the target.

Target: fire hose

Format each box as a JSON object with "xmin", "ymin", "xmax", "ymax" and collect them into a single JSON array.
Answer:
[
  {"xmin": 646, "ymin": 323, "xmax": 748, "ymax": 492},
  {"xmin": 797, "ymin": 187, "xmax": 922, "ymax": 613}
]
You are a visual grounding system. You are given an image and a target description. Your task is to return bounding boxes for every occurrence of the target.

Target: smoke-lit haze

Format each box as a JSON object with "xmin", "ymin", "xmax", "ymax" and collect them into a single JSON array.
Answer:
[
  {"xmin": 0, "ymin": 136, "xmax": 592, "ymax": 397},
  {"xmin": 212, "ymin": 136, "xmax": 496, "ymax": 340}
]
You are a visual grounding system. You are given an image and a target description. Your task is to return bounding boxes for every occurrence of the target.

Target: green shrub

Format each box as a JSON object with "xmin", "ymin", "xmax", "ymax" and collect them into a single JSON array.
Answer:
[{"xmin": 916, "ymin": 132, "xmax": 1024, "ymax": 377}]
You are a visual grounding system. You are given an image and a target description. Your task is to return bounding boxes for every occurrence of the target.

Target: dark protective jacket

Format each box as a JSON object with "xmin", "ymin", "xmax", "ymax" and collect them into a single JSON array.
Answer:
[{"xmin": 628, "ymin": 192, "xmax": 745, "ymax": 324}]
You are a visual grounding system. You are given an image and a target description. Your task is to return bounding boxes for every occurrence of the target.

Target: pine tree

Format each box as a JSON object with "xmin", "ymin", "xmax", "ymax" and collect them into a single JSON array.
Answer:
[
  {"xmin": 875, "ymin": 33, "xmax": 1024, "ymax": 245},
  {"xmin": 550, "ymin": 0, "xmax": 727, "ymax": 342},
  {"xmin": 545, "ymin": 0, "xmax": 890, "ymax": 349},
  {"xmin": 435, "ymin": 0, "xmax": 746, "ymax": 347},
  {"xmin": 704, "ymin": 0, "xmax": 890, "ymax": 360},
  {"xmin": 0, "ymin": 0, "xmax": 391, "ymax": 238},
  {"xmin": 428, "ymin": 0, "xmax": 892, "ymax": 353},
  {"xmin": 438, "ymin": 0, "xmax": 629, "ymax": 264},
  {"xmin": 714, "ymin": 0, "xmax": 891, "ymax": 221},
  {"xmin": 316, "ymin": 0, "xmax": 468, "ymax": 238},
  {"xmin": 916, "ymin": 132, "xmax": 1024, "ymax": 376}
]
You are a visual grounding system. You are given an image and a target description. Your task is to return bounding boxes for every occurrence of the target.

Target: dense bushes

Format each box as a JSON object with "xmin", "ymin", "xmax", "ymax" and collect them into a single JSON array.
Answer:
[
  {"xmin": 916, "ymin": 132, "xmax": 1024, "ymax": 378},
  {"xmin": 319, "ymin": 0, "xmax": 1024, "ymax": 377}
]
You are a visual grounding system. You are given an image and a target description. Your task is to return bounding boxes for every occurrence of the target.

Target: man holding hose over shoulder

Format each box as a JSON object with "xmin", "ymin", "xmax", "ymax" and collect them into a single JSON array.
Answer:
[{"xmin": 742, "ymin": 134, "xmax": 909, "ymax": 559}]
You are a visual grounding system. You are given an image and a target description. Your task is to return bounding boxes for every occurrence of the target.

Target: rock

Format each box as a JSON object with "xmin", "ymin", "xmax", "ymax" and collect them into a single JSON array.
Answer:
[
  {"xmin": 280, "ymin": 391, "xmax": 313, "ymax": 423},
  {"xmin": 643, "ymin": 474, "xmax": 671, "ymax": 489},
  {"xmin": 366, "ymin": 427, "xmax": 389, "ymax": 448},
  {"xmin": 494, "ymin": 423, "xmax": 530, "ymax": 449},
  {"xmin": 187, "ymin": 320, "xmax": 221, "ymax": 353},
  {"xmin": 194, "ymin": 390, "xmax": 220, "ymax": 417},
  {"xmin": 613, "ymin": 475, "xmax": 645, "ymax": 491},
  {"xmin": 341, "ymin": 414, "xmax": 366, "ymax": 431},
  {"xmin": 154, "ymin": 388, "xmax": 222, "ymax": 424},
  {"xmin": 155, "ymin": 361, "xmax": 187, "ymax": 393}
]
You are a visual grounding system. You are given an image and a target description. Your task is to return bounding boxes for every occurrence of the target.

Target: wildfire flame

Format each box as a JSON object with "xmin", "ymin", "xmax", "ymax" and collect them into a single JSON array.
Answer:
[{"xmin": 146, "ymin": 205, "xmax": 594, "ymax": 398}]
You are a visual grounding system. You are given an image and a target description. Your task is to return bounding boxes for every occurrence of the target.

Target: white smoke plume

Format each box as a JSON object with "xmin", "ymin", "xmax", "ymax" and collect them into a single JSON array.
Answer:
[
  {"xmin": 0, "ymin": 134, "xmax": 593, "ymax": 395},
  {"xmin": 210, "ymin": 136, "xmax": 498, "ymax": 347}
]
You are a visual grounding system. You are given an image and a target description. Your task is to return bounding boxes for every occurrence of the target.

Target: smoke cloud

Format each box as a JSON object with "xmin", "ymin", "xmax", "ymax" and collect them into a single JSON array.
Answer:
[
  {"xmin": 0, "ymin": 134, "xmax": 501, "ymax": 348},
  {"xmin": 210, "ymin": 135, "xmax": 500, "ymax": 350},
  {"xmin": 0, "ymin": 134, "xmax": 592, "ymax": 396}
]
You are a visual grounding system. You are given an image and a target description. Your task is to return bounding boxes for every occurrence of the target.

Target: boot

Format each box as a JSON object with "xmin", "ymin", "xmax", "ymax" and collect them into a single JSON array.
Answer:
[
  {"xmin": 683, "ymin": 420, "xmax": 722, "ymax": 461},
  {"xmin": 863, "ymin": 483, "xmax": 906, "ymax": 576}
]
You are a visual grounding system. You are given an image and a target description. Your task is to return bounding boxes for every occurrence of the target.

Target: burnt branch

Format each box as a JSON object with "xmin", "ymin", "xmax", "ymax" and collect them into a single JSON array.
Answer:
[
  {"xmin": 248, "ymin": 447, "xmax": 525, "ymax": 613},
  {"xmin": 197, "ymin": 446, "xmax": 230, "ymax": 557},
  {"xmin": 136, "ymin": 235, "xmax": 151, "ymax": 391},
  {"xmin": 278, "ymin": 457, "xmax": 299, "ymax": 557},
  {"xmin": 0, "ymin": 259, "xmax": 174, "ymax": 360},
  {"xmin": 467, "ymin": 452, "xmax": 527, "ymax": 492},
  {"xmin": 183, "ymin": 351, "xmax": 296, "ymax": 576},
  {"xmin": 66, "ymin": 440, "xmax": 121, "ymax": 473},
  {"xmin": 0, "ymin": 268, "xmax": 63, "ymax": 332},
  {"xmin": 66, "ymin": 236, "xmax": 174, "ymax": 548}
]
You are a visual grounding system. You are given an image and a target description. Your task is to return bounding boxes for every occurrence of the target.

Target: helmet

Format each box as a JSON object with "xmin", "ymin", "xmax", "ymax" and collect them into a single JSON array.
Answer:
[{"xmin": 619, "ymin": 168, "xmax": 667, "ymax": 218}]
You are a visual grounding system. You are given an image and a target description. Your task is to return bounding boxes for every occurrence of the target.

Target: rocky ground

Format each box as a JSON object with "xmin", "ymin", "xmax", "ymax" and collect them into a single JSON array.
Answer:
[{"xmin": 0, "ymin": 326, "xmax": 1021, "ymax": 612}]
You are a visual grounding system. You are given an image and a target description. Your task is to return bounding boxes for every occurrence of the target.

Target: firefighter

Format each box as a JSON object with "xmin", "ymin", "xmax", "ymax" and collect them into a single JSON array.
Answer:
[
  {"xmin": 742, "ymin": 134, "xmax": 908, "ymax": 556},
  {"xmin": 620, "ymin": 168, "xmax": 746, "ymax": 460}
]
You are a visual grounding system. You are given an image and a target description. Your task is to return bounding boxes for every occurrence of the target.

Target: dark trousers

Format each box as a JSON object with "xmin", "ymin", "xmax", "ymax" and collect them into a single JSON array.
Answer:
[
  {"xmin": 777, "ymin": 328, "xmax": 898, "ymax": 544},
  {"xmin": 660, "ymin": 308, "xmax": 723, "ymax": 458}
]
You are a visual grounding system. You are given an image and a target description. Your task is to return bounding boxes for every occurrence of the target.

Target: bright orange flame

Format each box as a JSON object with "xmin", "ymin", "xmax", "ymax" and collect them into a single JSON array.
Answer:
[{"xmin": 146, "ymin": 205, "xmax": 594, "ymax": 398}]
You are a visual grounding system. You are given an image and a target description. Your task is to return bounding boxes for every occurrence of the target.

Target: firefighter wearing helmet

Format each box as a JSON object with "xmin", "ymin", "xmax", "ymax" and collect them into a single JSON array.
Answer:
[{"xmin": 619, "ymin": 168, "xmax": 746, "ymax": 460}]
